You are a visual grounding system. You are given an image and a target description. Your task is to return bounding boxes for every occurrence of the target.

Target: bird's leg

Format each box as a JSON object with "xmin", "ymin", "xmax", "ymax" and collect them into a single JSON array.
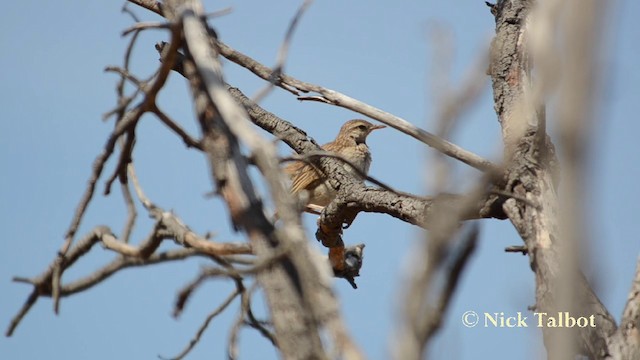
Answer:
[
  {"xmin": 304, "ymin": 204, "xmax": 325, "ymax": 215},
  {"xmin": 272, "ymin": 204, "xmax": 323, "ymax": 221}
]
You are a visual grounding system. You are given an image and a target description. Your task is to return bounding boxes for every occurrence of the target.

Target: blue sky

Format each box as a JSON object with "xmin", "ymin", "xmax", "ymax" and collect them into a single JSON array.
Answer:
[{"xmin": 2, "ymin": 1, "xmax": 639, "ymax": 359}]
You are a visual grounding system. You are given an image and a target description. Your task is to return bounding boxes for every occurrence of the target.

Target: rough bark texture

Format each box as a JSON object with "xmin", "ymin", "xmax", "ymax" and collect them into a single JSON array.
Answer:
[
  {"xmin": 10, "ymin": 1, "xmax": 640, "ymax": 359},
  {"xmin": 164, "ymin": 1, "xmax": 331, "ymax": 358},
  {"xmin": 488, "ymin": 1, "xmax": 628, "ymax": 358}
]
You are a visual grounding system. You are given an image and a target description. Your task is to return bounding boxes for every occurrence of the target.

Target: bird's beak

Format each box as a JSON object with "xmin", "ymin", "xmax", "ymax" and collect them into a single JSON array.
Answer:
[{"xmin": 370, "ymin": 124, "xmax": 386, "ymax": 131}]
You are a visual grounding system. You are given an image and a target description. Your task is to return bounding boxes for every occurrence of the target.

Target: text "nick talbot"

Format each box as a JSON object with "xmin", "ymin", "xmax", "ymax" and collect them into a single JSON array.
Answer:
[{"xmin": 484, "ymin": 312, "xmax": 596, "ymax": 328}]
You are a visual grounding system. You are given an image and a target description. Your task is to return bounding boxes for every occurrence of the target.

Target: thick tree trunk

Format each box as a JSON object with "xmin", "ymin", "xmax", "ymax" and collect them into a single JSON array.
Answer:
[{"xmin": 487, "ymin": 0, "xmax": 624, "ymax": 358}]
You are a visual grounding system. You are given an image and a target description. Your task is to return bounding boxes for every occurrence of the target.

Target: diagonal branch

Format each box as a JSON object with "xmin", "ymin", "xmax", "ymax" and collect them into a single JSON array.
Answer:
[
  {"xmin": 51, "ymin": 20, "xmax": 182, "ymax": 314},
  {"xmin": 126, "ymin": 0, "xmax": 496, "ymax": 172},
  {"xmin": 172, "ymin": 2, "xmax": 359, "ymax": 358},
  {"xmin": 252, "ymin": 0, "xmax": 314, "ymax": 102},
  {"xmin": 217, "ymin": 39, "xmax": 498, "ymax": 172},
  {"xmin": 161, "ymin": 288, "xmax": 241, "ymax": 360},
  {"xmin": 154, "ymin": 42, "xmax": 506, "ymax": 282}
]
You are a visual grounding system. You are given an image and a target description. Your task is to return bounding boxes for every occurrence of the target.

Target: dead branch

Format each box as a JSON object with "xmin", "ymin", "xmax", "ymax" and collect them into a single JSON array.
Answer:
[
  {"xmin": 219, "ymin": 39, "xmax": 497, "ymax": 173},
  {"xmin": 126, "ymin": 0, "xmax": 496, "ymax": 173},
  {"xmin": 162, "ymin": 287, "xmax": 241, "ymax": 360},
  {"xmin": 154, "ymin": 42, "xmax": 506, "ymax": 281},
  {"xmin": 251, "ymin": 0, "xmax": 314, "ymax": 103},
  {"xmin": 167, "ymin": 1, "xmax": 361, "ymax": 358}
]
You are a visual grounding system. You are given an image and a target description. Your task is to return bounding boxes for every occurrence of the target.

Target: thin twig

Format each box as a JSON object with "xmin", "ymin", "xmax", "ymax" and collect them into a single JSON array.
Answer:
[
  {"xmin": 122, "ymin": 21, "xmax": 169, "ymax": 36},
  {"xmin": 204, "ymin": 7, "xmax": 234, "ymax": 19},
  {"xmin": 161, "ymin": 289, "xmax": 241, "ymax": 360},
  {"xmin": 425, "ymin": 225, "xmax": 479, "ymax": 340},
  {"xmin": 120, "ymin": 174, "xmax": 137, "ymax": 243},
  {"xmin": 252, "ymin": 0, "xmax": 314, "ymax": 103},
  {"xmin": 505, "ymin": 245, "xmax": 528, "ymax": 254},
  {"xmin": 151, "ymin": 105, "xmax": 203, "ymax": 150},
  {"xmin": 127, "ymin": 0, "xmax": 162, "ymax": 15},
  {"xmin": 5, "ymin": 290, "xmax": 38, "ymax": 337},
  {"xmin": 228, "ymin": 282, "xmax": 275, "ymax": 360},
  {"xmin": 173, "ymin": 268, "xmax": 237, "ymax": 318},
  {"xmin": 242, "ymin": 282, "xmax": 275, "ymax": 344},
  {"xmin": 122, "ymin": 2, "xmax": 141, "ymax": 22},
  {"xmin": 128, "ymin": 163, "xmax": 157, "ymax": 212},
  {"xmin": 53, "ymin": 111, "xmax": 142, "ymax": 312},
  {"xmin": 489, "ymin": 189, "xmax": 539, "ymax": 208},
  {"xmin": 104, "ymin": 129, "xmax": 135, "ymax": 196},
  {"xmin": 215, "ymin": 40, "xmax": 498, "ymax": 172},
  {"xmin": 60, "ymin": 249, "xmax": 205, "ymax": 296},
  {"xmin": 104, "ymin": 66, "xmax": 144, "ymax": 88},
  {"xmin": 51, "ymin": 23, "xmax": 182, "ymax": 313}
]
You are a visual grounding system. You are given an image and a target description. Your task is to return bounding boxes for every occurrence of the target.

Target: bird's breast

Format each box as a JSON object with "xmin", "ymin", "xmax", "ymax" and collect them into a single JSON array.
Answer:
[{"xmin": 343, "ymin": 144, "xmax": 371, "ymax": 179}]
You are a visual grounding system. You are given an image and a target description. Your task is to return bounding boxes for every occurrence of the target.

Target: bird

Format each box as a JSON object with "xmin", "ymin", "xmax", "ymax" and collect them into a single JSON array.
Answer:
[{"xmin": 285, "ymin": 119, "xmax": 386, "ymax": 214}]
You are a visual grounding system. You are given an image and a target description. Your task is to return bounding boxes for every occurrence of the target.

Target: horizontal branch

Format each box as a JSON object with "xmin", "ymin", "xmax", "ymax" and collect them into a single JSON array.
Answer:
[
  {"xmin": 316, "ymin": 184, "xmax": 488, "ymax": 248},
  {"xmin": 5, "ymin": 224, "xmax": 204, "ymax": 336}
]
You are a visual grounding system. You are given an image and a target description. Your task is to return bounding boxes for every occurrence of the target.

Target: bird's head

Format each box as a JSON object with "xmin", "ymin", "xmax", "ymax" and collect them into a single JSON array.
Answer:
[{"xmin": 336, "ymin": 119, "xmax": 386, "ymax": 145}]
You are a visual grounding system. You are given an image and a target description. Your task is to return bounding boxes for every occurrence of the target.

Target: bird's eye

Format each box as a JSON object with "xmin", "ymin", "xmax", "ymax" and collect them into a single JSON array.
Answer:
[{"xmin": 357, "ymin": 125, "xmax": 367, "ymax": 131}]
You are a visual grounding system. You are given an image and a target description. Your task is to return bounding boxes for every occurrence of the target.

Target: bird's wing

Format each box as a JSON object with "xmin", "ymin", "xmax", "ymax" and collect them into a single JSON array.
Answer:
[
  {"xmin": 284, "ymin": 142, "xmax": 339, "ymax": 193},
  {"xmin": 284, "ymin": 160, "xmax": 324, "ymax": 194}
]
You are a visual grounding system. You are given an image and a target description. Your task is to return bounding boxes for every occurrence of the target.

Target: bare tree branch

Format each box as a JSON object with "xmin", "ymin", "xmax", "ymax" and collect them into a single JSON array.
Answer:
[
  {"xmin": 51, "ymin": 23, "xmax": 182, "ymax": 314},
  {"xmin": 217, "ymin": 39, "xmax": 498, "ymax": 173},
  {"xmin": 162, "ymin": 288, "xmax": 241, "ymax": 360},
  {"xmin": 154, "ymin": 42, "xmax": 505, "ymax": 283},
  {"xmin": 9, "ymin": 2, "xmax": 635, "ymax": 359},
  {"xmin": 127, "ymin": 0, "xmax": 496, "ymax": 172},
  {"xmin": 168, "ymin": 1, "xmax": 362, "ymax": 358},
  {"xmin": 394, "ymin": 224, "xmax": 479, "ymax": 360},
  {"xmin": 252, "ymin": 0, "xmax": 314, "ymax": 103}
]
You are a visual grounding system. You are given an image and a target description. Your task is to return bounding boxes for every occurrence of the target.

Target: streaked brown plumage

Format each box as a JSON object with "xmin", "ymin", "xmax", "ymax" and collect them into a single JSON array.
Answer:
[{"xmin": 285, "ymin": 119, "xmax": 385, "ymax": 213}]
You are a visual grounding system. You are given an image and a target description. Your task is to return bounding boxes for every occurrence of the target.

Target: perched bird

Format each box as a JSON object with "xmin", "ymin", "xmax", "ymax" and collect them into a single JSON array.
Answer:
[{"xmin": 285, "ymin": 119, "xmax": 385, "ymax": 214}]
